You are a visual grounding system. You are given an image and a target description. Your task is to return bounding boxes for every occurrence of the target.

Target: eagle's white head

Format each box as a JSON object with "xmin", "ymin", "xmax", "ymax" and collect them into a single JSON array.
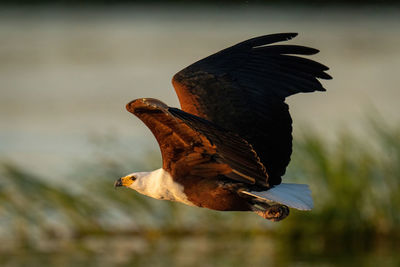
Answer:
[
  {"xmin": 114, "ymin": 168, "xmax": 194, "ymax": 206},
  {"xmin": 114, "ymin": 171, "xmax": 154, "ymax": 194}
]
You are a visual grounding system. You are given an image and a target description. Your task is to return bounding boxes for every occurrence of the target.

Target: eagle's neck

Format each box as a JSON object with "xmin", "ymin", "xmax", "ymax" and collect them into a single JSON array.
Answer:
[{"xmin": 129, "ymin": 168, "xmax": 195, "ymax": 206}]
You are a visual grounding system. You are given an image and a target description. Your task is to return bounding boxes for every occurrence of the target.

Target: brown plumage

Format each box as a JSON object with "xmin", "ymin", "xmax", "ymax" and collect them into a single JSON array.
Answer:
[
  {"xmin": 117, "ymin": 33, "xmax": 331, "ymax": 221},
  {"xmin": 126, "ymin": 98, "xmax": 252, "ymax": 211}
]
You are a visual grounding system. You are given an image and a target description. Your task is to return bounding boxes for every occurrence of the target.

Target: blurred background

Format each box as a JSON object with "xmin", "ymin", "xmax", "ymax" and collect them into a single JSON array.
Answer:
[{"xmin": 1, "ymin": 1, "xmax": 400, "ymax": 266}]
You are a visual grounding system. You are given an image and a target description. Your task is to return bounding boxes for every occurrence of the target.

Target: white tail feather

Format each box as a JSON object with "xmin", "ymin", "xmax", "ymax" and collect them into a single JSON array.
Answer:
[{"xmin": 246, "ymin": 183, "xmax": 313, "ymax": 211}]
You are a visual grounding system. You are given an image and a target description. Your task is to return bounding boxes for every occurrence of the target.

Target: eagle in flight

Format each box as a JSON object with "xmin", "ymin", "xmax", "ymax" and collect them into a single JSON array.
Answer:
[{"xmin": 114, "ymin": 33, "xmax": 331, "ymax": 221}]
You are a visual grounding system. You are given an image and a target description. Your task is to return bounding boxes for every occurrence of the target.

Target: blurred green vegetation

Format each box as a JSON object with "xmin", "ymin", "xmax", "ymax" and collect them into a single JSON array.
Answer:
[{"xmin": 1, "ymin": 118, "xmax": 400, "ymax": 266}]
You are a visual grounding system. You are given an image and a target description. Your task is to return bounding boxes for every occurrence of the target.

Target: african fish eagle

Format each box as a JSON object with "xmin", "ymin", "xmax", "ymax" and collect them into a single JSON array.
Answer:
[{"xmin": 114, "ymin": 33, "xmax": 331, "ymax": 221}]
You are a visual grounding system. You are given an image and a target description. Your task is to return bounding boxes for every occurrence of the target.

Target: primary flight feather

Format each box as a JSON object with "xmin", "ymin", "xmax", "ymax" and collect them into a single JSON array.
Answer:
[{"xmin": 115, "ymin": 33, "xmax": 331, "ymax": 221}]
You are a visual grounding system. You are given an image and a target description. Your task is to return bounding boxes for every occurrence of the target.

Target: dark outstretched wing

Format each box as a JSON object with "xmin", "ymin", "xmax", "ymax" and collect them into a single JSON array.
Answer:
[
  {"xmin": 168, "ymin": 107, "xmax": 269, "ymax": 187},
  {"xmin": 172, "ymin": 33, "xmax": 331, "ymax": 185},
  {"xmin": 126, "ymin": 98, "xmax": 268, "ymax": 186}
]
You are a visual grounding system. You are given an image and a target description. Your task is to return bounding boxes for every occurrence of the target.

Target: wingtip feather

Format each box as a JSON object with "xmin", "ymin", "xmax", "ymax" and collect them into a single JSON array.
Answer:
[{"xmin": 237, "ymin": 33, "xmax": 299, "ymax": 48}]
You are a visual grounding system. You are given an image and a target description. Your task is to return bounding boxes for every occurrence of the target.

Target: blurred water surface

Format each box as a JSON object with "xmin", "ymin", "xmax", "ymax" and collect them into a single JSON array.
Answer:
[{"xmin": 0, "ymin": 5, "xmax": 399, "ymax": 177}]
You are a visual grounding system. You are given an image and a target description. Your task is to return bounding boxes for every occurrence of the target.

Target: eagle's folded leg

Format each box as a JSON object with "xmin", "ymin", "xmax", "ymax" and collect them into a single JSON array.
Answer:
[{"xmin": 254, "ymin": 204, "xmax": 290, "ymax": 222}]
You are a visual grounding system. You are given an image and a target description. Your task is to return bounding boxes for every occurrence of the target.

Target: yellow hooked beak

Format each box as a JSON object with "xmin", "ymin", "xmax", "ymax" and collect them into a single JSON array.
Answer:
[{"xmin": 114, "ymin": 175, "xmax": 135, "ymax": 188}]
